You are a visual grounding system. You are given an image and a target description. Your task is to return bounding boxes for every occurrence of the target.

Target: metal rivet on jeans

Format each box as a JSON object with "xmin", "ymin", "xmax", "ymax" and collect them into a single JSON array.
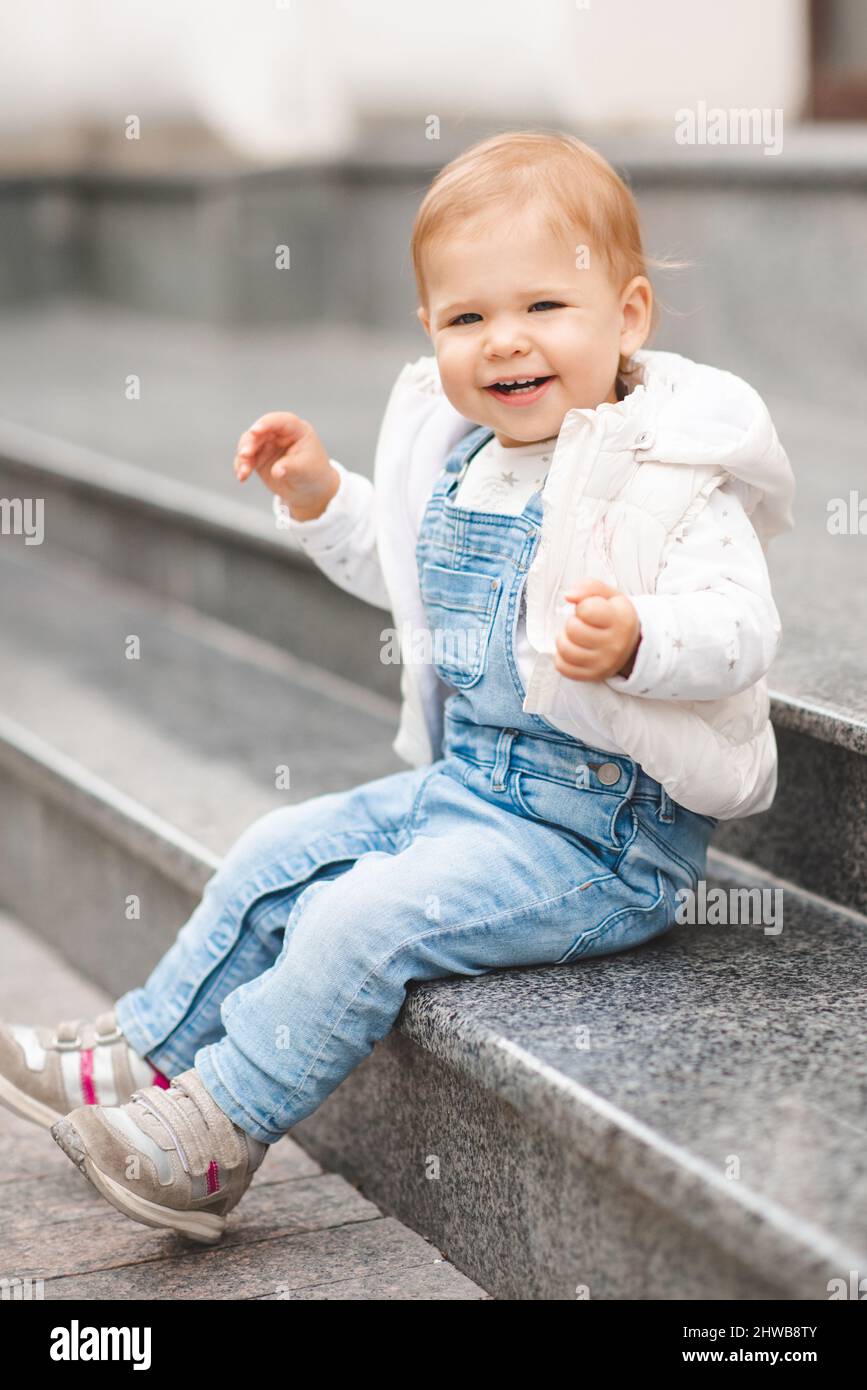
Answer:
[{"xmin": 596, "ymin": 762, "xmax": 622, "ymax": 785}]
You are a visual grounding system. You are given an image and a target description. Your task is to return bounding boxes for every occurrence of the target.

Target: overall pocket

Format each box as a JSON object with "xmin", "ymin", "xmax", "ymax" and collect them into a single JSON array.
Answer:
[
  {"xmin": 554, "ymin": 868, "xmax": 672, "ymax": 964},
  {"xmin": 629, "ymin": 798, "xmax": 711, "ymax": 898},
  {"xmin": 511, "ymin": 769, "xmax": 638, "ymax": 875},
  {"xmin": 419, "ymin": 561, "xmax": 502, "ymax": 689}
]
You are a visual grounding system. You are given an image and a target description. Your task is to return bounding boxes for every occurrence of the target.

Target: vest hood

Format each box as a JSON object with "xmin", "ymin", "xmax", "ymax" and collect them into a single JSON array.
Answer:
[{"xmin": 628, "ymin": 349, "xmax": 795, "ymax": 549}]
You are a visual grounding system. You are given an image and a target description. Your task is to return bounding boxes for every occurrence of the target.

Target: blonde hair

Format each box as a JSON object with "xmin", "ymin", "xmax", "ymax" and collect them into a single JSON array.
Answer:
[{"xmin": 410, "ymin": 128, "xmax": 688, "ymax": 389}]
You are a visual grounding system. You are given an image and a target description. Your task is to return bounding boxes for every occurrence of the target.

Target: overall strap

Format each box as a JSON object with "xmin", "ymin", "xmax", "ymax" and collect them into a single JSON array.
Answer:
[
  {"xmin": 444, "ymin": 424, "xmax": 495, "ymax": 476},
  {"xmin": 522, "ymin": 487, "xmax": 545, "ymax": 524}
]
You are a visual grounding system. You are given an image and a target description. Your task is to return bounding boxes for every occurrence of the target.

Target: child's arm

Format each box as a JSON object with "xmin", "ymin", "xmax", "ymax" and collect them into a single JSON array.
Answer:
[
  {"xmin": 273, "ymin": 461, "xmax": 391, "ymax": 611},
  {"xmin": 234, "ymin": 412, "xmax": 391, "ymax": 611},
  {"xmin": 554, "ymin": 483, "xmax": 782, "ymax": 701}
]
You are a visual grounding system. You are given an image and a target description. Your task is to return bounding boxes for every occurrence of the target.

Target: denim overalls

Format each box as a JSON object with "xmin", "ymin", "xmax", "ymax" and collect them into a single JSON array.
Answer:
[{"xmin": 114, "ymin": 425, "xmax": 716, "ymax": 1144}]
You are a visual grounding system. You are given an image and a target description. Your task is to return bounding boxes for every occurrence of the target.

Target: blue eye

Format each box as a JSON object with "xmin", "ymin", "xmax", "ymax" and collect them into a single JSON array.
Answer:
[
  {"xmin": 449, "ymin": 312, "xmax": 481, "ymax": 326},
  {"xmin": 529, "ymin": 301, "xmax": 563, "ymax": 311}
]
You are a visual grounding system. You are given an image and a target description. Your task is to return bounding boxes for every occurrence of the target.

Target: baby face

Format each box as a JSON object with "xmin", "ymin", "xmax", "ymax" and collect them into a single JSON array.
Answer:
[{"xmin": 417, "ymin": 207, "xmax": 649, "ymax": 448}]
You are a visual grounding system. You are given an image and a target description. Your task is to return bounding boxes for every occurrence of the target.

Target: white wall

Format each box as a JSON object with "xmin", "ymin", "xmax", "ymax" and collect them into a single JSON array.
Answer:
[{"xmin": 0, "ymin": 0, "xmax": 810, "ymax": 163}]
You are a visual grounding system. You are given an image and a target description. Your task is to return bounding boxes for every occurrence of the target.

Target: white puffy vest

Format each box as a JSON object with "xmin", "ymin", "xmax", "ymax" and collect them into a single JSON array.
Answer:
[{"xmin": 387, "ymin": 349, "xmax": 795, "ymax": 822}]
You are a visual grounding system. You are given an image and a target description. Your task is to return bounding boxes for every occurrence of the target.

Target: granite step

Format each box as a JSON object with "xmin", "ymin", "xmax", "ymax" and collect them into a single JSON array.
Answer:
[
  {"xmin": 0, "ymin": 412, "xmax": 401, "ymax": 704},
  {"xmin": 0, "ymin": 542, "xmax": 864, "ymax": 1299},
  {"xmin": 0, "ymin": 538, "xmax": 404, "ymax": 982}
]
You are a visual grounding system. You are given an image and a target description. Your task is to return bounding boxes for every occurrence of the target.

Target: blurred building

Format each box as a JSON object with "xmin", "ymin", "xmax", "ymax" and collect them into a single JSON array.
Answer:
[{"xmin": 0, "ymin": 0, "xmax": 841, "ymax": 170}]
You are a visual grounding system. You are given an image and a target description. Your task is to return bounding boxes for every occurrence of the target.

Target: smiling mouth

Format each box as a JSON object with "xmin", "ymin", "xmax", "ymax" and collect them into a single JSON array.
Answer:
[{"xmin": 485, "ymin": 375, "xmax": 556, "ymax": 404}]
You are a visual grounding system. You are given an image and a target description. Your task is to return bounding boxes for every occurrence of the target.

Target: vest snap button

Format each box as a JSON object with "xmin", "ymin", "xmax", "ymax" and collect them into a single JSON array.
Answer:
[
  {"xmin": 635, "ymin": 430, "xmax": 653, "ymax": 449},
  {"xmin": 596, "ymin": 762, "xmax": 622, "ymax": 785}
]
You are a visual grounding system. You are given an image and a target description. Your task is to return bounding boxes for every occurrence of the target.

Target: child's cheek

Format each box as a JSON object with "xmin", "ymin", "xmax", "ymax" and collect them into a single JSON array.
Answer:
[{"xmin": 436, "ymin": 352, "xmax": 472, "ymax": 407}]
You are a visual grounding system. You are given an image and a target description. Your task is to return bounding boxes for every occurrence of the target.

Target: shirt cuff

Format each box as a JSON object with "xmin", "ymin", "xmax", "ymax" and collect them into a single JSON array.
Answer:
[
  {"xmin": 272, "ymin": 459, "xmax": 351, "ymax": 538},
  {"xmin": 603, "ymin": 596, "xmax": 667, "ymax": 696}
]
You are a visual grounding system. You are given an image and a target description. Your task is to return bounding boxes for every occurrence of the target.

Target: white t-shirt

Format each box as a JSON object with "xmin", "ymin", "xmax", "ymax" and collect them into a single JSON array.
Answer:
[{"xmin": 452, "ymin": 434, "xmax": 557, "ymax": 689}]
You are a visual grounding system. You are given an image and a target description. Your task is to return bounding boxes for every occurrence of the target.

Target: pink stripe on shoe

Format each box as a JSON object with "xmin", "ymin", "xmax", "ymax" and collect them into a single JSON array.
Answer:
[
  {"xmin": 205, "ymin": 1161, "xmax": 220, "ymax": 1194},
  {"xmin": 80, "ymin": 1049, "xmax": 97, "ymax": 1104},
  {"xmin": 151, "ymin": 1068, "xmax": 171, "ymax": 1089}
]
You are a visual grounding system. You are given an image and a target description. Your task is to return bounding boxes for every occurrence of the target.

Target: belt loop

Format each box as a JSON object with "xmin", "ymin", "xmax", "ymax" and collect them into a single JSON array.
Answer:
[
  {"xmin": 657, "ymin": 782, "xmax": 675, "ymax": 823},
  {"xmin": 491, "ymin": 728, "xmax": 517, "ymax": 792}
]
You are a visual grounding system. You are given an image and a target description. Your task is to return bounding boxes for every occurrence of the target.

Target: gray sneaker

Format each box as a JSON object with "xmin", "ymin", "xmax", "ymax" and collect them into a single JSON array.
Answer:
[
  {"xmin": 0, "ymin": 1007, "xmax": 169, "ymax": 1130},
  {"xmin": 50, "ymin": 1066, "xmax": 269, "ymax": 1244}
]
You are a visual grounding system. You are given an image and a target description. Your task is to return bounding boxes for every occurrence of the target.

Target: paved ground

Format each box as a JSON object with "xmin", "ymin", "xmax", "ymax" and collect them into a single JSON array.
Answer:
[{"xmin": 0, "ymin": 909, "xmax": 490, "ymax": 1300}]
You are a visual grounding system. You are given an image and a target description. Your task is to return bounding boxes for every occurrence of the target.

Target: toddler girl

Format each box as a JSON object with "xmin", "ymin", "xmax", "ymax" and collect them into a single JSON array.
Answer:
[{"xmin": 0, "ymin": 130, "xmax": 795, "ymax": 1244}]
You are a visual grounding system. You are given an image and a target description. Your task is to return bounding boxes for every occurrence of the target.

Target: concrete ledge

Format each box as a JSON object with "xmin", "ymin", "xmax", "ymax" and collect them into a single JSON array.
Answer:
[
  {"xmin": 0, "ymin": 714, "xmax": 211, "ymax": 987},
  {"xmin": 2, "ymin": 126, "xmax": 866, "ymax": 336},
  {"xmin": 4, "ymin": 120, "xmax": 867, "ymax": 187},
  {"xmin": 714, "ymin": 725, "xmax": 867, "ymax": 917}
]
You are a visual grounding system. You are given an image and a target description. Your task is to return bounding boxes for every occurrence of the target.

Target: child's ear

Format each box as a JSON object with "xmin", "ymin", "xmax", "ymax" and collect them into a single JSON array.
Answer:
[{"xmin": 416, "ymin": 305, "xmax": 431, "ymax": 337}]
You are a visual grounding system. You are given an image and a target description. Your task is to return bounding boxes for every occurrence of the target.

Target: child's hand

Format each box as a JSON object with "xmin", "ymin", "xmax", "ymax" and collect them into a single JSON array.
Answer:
[
  {"xmin": 554, "ymin": 578, "xmax": 642, "ymax": 682},
  {"xmin": 233, "ymin": 412, "xmax": 339, "ymax": 522}
]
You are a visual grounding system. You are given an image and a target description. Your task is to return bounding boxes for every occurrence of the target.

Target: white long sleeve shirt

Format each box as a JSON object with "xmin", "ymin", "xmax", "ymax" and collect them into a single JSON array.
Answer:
[{"xmin": 274, "ymin": 439, "xmax": 782, "ymax": 756}]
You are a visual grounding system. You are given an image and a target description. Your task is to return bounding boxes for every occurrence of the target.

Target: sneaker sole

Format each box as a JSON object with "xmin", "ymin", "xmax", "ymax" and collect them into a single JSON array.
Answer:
[
  {"xmin": 51, "ymin": 1117, "xmax": 227, "ymax": 1245},
  {"xmin": 0, "ymin": 1069, "xmax": 63, "ymax": 1129}
]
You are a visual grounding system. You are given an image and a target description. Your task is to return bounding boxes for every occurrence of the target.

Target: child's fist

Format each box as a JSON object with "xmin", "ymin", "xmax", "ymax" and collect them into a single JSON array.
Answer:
[
  {"xmin": 554, "ymin": 578, "xmax": 642, "ymax": 682},
  {"xmin": 233, "ymin": 412, "xmax": 339, "ymax": 521}
]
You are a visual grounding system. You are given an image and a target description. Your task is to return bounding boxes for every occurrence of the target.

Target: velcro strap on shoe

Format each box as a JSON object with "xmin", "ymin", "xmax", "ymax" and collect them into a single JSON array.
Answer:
[
  {"xmin": 94, "ymin": 1009, "xmax": 122, "ymax": 1043},
  {"xmin": 54, "ymin": 1018, "xmax": 84, "ymax": 1046},
  {"xmin": 161, "ymin": 1075, "xmax": 247, "ymax": 1174}
]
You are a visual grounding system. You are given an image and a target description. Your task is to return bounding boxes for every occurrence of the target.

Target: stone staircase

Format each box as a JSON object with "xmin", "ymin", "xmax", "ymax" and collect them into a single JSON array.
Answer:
[{"xmin": 1, "ymin": 368, "xmax": 865, "ymax": 1300}]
